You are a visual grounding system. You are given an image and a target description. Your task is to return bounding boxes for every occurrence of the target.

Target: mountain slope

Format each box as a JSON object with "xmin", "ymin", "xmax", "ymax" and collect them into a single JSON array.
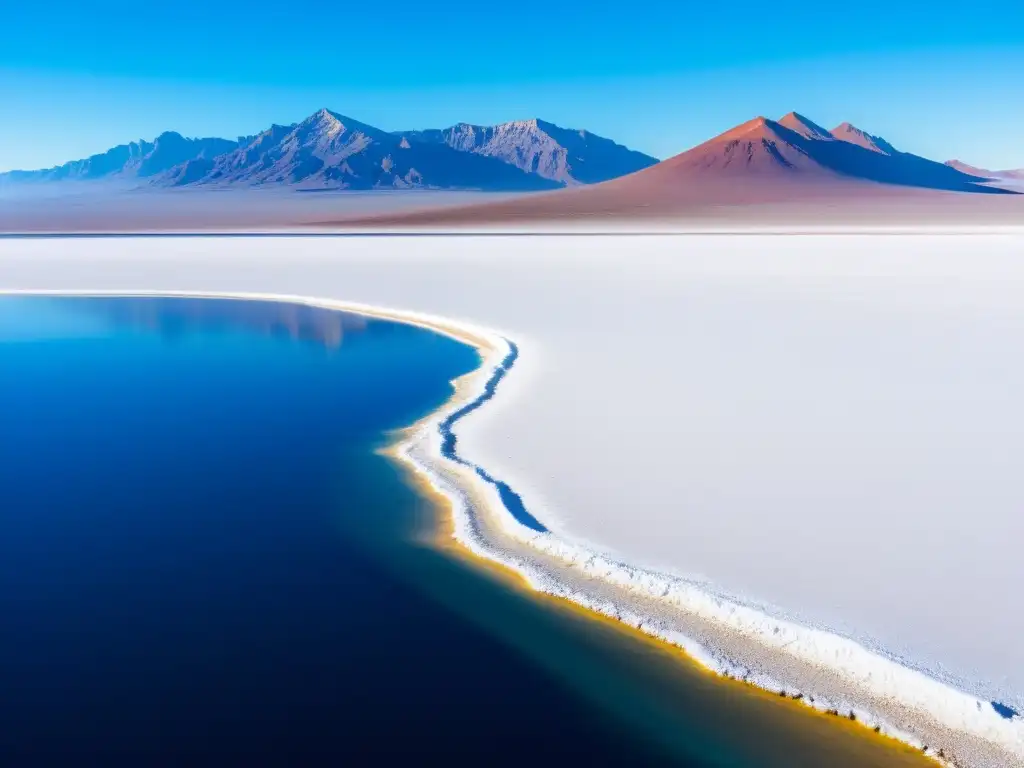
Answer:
[
  {"xmin": 648, "ymin": 116, "xmax": 824, "ymax": 176},
  {"xmin": 777, "ymin": 112, "xmax": 834, "ymax": 140},
  {"xmin": 627, "ymin": 113, "xmax": 999, "ymax": 192},
  {"xmin": 397, "ymin": 118, "xmax": 657, "ymax": 185},
  {"xmin": 1, "ymin": 132, "xmax": 237, "ymax": 183},
  {"xmin": 831, "ymin": 122, "xmax": 898, "ymax": 155}
]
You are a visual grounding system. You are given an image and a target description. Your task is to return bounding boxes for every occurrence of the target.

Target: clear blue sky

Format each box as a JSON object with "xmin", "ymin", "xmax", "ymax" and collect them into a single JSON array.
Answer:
[{"xmin": 1, "ymin": 1, "xmax": 1022, "ymax": 172}]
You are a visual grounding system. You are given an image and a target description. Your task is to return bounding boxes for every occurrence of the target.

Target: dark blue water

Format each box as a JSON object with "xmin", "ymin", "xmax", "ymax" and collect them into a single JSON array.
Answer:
[
  {"xmin": 0, "ymin": 297, "xmax": 668, "ymax": 766},
  {"xmin": 0, "ymin": 297, "xmax": 929, "ymax": 768}
]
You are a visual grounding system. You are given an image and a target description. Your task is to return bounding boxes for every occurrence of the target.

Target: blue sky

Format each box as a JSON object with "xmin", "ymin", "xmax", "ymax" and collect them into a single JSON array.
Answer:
[{"xmin": 1, "ymin": 1, "xmax": 1022, "ymax": 172}]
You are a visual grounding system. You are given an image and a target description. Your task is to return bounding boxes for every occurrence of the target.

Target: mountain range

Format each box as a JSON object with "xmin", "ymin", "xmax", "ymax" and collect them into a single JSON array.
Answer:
[
  {"xmin": 338, "ymin": 111, "xmax": 1020, "ymax": 226},
  {"xmin": 0, "ymin": 109, "xmax": 657, "ymax": 192},
  {"xmin": 4, "ymin": 109, "xmax": 1018, "ymax": 205}
]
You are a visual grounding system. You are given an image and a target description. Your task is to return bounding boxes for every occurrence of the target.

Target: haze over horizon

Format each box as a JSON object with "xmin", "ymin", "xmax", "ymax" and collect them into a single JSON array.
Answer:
[{"xmin": 1, "ymin": 0, "xmax": 1022, "ymax": 173}]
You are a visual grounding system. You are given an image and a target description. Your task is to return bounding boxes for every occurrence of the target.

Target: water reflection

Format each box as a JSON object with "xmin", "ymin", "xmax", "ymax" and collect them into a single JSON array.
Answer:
[
  {"xmin": 64, "ymin": 296, "xmax": 368, "ymax": 350},
  {"xmin": 0, "ymin": 296, "xmax": 112, "ymax": 342}
]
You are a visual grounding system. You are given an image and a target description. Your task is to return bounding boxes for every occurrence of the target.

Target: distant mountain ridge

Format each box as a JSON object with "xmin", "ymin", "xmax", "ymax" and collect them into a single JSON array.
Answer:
[
  {"xmin": 944, "ymin": 160, "xmax": 1024, "ymax": 182},
  {"xmin": 396, "ymin": 119, "xmax": 657, "ymax": 185},
  {"xmin": 1, "ymin": 110, "xmax": 655, "ymax": 192},
  {"xmin": 6, "ymin": 109, "xmax": 1017, "ymax": 197},
  {"xmin": 2, "ymin": 132, "xmax": 237, "ymax": 183}
]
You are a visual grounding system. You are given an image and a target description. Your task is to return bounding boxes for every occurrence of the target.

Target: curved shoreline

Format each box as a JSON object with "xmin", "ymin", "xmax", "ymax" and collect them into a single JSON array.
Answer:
[{"xmin": 3, "ymin": 288, "xmax": 1021, "ymax": 768}]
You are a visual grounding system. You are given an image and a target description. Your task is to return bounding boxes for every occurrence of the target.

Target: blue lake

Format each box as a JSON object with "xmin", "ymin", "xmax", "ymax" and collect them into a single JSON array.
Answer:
[{"xmin": 0, "ymin": 296, "xmax": 929, "ymax": 767}]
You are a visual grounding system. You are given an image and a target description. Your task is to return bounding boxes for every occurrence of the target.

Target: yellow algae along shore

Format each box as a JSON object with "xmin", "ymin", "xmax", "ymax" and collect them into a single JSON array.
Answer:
[
  {"xmin": 3, "ymin": 288, "xmax": 939, "ymax": 767},
  {"xmin": 393, "ymin": 458, "xmax": 936, "ymax": 768}
]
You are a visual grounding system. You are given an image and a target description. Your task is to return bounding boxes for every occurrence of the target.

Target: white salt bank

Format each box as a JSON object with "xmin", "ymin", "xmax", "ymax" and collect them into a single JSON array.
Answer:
[{"xmin": 1, "ymin": 231, "xmax": 1022, "ymax": 766}]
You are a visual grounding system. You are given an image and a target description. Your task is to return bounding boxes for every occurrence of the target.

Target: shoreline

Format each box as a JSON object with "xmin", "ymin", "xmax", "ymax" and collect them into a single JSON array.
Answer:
[
  {"xmin": 3, "ymin": 288, "xmax": 1020, "ymax": 767},
  {"xmin": 3, "ymin": 224, "xmax": 1024, "ymax": 239}
]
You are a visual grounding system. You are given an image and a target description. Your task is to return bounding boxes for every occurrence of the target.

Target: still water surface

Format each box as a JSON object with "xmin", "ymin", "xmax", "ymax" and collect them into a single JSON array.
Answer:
[{"xmin": 0, "ymin": 297, "xmax": 930, "ymax": 767}]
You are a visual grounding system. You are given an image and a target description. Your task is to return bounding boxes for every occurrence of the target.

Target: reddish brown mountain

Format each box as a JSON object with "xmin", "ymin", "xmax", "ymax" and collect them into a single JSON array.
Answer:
[
  {"xmin": 634, "ymin": 113, "xmax": 994, "ymax": 190},
  {"xmin": 647, "ymin": 116, "xmax": 823, "ymax": 177}
]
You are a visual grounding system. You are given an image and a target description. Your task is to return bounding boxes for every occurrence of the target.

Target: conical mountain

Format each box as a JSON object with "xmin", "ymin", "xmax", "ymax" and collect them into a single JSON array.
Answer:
[{"xmin": 650, "ymin": 116, "xmax": 824, "ymax": 176}]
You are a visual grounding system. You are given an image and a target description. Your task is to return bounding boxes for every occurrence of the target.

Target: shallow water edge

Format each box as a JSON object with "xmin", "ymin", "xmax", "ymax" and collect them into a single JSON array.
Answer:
[{"xmin": 4, "ymin": 288, "xmax": 1016, "ymax": 768}]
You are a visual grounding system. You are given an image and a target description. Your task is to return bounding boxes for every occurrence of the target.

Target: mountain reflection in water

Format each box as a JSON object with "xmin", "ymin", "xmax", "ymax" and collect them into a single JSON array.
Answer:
[{"xmin": 67, "ymin": 296, "xmax": 368, "ymax": 350}]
